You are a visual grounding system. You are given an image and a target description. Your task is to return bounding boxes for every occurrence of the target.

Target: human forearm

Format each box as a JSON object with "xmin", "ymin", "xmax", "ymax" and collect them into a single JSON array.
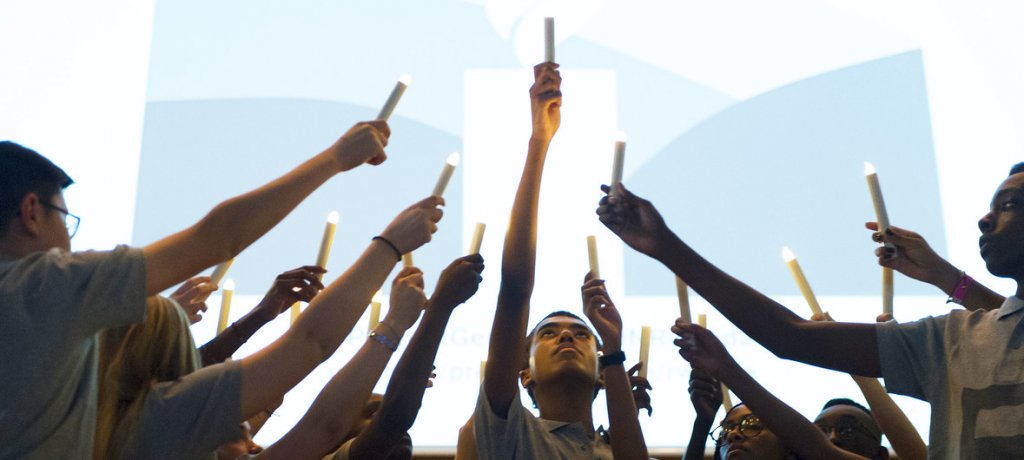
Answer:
[
  {"xmin": 719, "ymin": 364, "xmax": 861, "ymax": 460},
  {"xmin": 851, "ymin": 375, "xmax": 926, "ymax": 460},
  {"xmin": 269, "ymin": 336, "xmax": 397, "ymax": 459},
  {"xmin": 604, "ymin": 362, "xmax": 649, "ymax": 460},
  {"xmin": 658, "ymin": 239, "xmax": 880, "ymax": 376},
  {"xmin": 352, "ymin": 307, "xmax": 452, "ymax": 458},
  {"xmin": 199, "ymin": 306, "xmax": 273, "ymax": 366},
  {"xmin": 144, "ymin": 152, "xmax": 338, "ymax": 295},
  {"xmin": 684, "ymin": 416, "xmax": 714, "ymax": 460}
]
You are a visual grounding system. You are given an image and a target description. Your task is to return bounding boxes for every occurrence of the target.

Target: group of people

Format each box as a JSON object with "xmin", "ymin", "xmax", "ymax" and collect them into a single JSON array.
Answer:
[{"xmin": 1, "ymin": 58, "xmax": 1022, "ymax": 460}]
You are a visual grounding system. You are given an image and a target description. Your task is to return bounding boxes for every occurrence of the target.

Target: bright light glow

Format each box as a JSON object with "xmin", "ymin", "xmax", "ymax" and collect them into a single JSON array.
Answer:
[
  {"xmin": 614, "ymin": 130, "xmax": 628, "ymax": 143},
  {"xmin": 326, "ymin": 210, "xmax": 340, "ymax": 224},
  {"xmin": 398, "ymin": 74, "xmax": 412, "ymax": 86},
  {"xmin": 372, "ymin": 290, "xmax": 385, "ymax": 304},
  {"xmin": 864, "ymin": 161, "xmax": 876, "ymax": 175},
  {"xmin": 446, "ymin": 152, "xmax": 461, "ymax": 166},
  {"xmin": 781, "ymin": 246, "xmax": 796, "ymax": 262},
  {"xmin": 223, "ymin": 278, "xmax": 235, "ymax": 291}
]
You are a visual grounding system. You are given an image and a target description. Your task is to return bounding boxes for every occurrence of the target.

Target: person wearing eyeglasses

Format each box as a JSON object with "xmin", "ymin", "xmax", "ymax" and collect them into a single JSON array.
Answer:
[
  {"xmin": 673, "ymin": 321, "xmax": 869, "ymax": 460},
  {"xmin": 0, "ymin": 123, "xmax": 390, "ymax": 459},
  {"xmin": 813, "ymin": 399, "xmax": 888, "ymax": 460}
]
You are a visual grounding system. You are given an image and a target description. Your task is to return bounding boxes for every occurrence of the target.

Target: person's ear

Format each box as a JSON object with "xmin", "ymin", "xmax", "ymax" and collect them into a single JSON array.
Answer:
[
  {"xmin": 519, "ymin": 368, "xmax": 533, "ymax": 389},
  {"xmin": 17, "ymin": 193, "xmax": 46, "ymax": 236}
]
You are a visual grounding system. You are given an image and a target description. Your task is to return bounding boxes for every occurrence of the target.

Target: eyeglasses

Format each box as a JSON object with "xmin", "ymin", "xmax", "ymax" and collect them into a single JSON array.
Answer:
[
  {"xmin": 710, "ymin": 414, "xmax": 765, "ymax": 442},
  {"xmin": 41, "ymin": 201, "xmax": 80, "ymax": 239},
  {"xmin": 814, "ymin": 416, "xmax": 880, "ymax": 442}
]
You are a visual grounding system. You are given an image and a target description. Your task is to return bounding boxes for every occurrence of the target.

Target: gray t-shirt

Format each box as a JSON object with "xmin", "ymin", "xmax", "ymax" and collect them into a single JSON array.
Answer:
[
  {"xmin": 473, "ymin": 385, "xmax": 613, "ymax": 460},
  {"xmin": 878, "ymin": 296, "xmax": 1024, "ymax": 459},
  {"xmin": 0, "ymin": 246, "xmax": 146, "ymax": 460},
  {"xmin": 113, "ymin": 359, "xmax": 244, "ymax": 460}
]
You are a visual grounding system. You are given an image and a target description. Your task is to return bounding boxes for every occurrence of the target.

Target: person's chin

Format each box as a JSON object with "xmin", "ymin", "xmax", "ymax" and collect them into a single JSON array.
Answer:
[{"xmin": 726, "ymin": 446, "xmax": 749, "ymax": 459}]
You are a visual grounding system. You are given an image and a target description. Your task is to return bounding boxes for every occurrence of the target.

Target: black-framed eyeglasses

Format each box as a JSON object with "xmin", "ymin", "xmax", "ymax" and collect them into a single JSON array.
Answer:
[
  {"xmin": 710, "ymin": 414, "xmax": 765, "ymax": 442},
  {"xmin": 41, "ymin": 201, "xmax": 80, "ymax": 239},
  {"xmin": 814, "ymin": 416, "xmax": 880, "ymax": 442}
]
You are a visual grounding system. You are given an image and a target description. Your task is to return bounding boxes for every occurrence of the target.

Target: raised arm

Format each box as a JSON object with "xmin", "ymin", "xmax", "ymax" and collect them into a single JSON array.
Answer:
[
  {"xmin": 237, "ymin": 196, "xmax": 442, "ymax": 420},
  {"xmin": 673, "ymin": 322, "xmax": 866, "ymax": 460},
  {"xmin": 199, "ymin": 266, "xmax": 325, "ymax": 366},
  {"xmin": 684, "ymin": 368, "xmax": 722, "ymax": 460},
  {"xmin": 597, "ymin": 183, "xmax": 880, "ymax": 377},
  {"xmin": 259, "ymin": 266, "xmax": 429, "ymax": 459},
  {"xmin": 143, "ymin": 121, "xmax": 390, "ymax": 296},
  {"xmin": 349, "ymin": 255, "xmax": 485, "ymax": 459},
  {"xmin": 582, "ymin": 274, "xmax": 648, "ymax": 460},
  {"xmin": 485, "ymin": 62, "xmax": 561, "ymax": 416},
  {"xmin": 867, "ymin": 222, "xmax": 1005, "ymax": 311}
]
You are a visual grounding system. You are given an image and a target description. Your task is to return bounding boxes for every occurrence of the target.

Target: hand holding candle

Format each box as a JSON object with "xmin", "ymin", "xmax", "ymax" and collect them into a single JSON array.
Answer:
[
  {"xmin": 217, "ymin": 279, "xmax": 234, "ymax": 334},
  {"xmin": 587, "ymin": 235, "xmax": 601, "ymax": 279},
  {"xmin": 638, "ymin": 325, "xmax": 652, "ymax": 379},
  {"xmin": 377, "ymin": 74, "xmax": 412, "ymax": 121},
  {"xmin": 781, "ymin": 246, "xmax": 823, "ymax": 316}
]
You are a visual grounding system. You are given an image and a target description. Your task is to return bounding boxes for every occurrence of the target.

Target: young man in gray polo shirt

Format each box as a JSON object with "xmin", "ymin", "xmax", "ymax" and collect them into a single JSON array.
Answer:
[
  {"xmin": 475, "ymin": 62, "xmax": 649, "ymax": 460},
  {"xmin": 598, "ymin": 163, "xmax": 1024, "ymax": 458},
  {"xmin": 0, "ymin": 123, "xmax": 389, "ymax": 459}
]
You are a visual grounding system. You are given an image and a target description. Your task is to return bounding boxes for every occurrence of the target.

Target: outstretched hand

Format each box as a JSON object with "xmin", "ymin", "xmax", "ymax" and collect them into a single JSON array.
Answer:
[
  {"xmin": 328, "ymin": 121, "xmax": 390, "ymax": 172},
  {"xmin": 254, "ymin": 266, "xmax": 327, "ymax": 321},
  {"xmin": 380, "ymin": 196, "xmax": 445, "ymax": 255},
  {"xmin": 581, "ymin": 272, "xmax": 623, "ymax": 353},
  {"xmin": 387, "ymin": 266, "xmax": 428, "ymax": 332},
  {"xmin": 431, "ymin": 254, "xmax": 485, "ymax": 311},
  {"xmin": 596, "ymin": 183, "xmax": 671, "ymax": 257},
  {"xmin": 170, "ymin": 276, "xmax": 217, "ymax": 323},
  {"xmin": 689, "ymin": 367, "xmax": 723, "ymax": 423},
  {"xmin": 530, "ymin": 63, "xmax": 562, "ymax": 142},
  {"xmin": 626, "ymin": 362, "xmax": 654, "ymax": 416},
  {"xmin": 866, "ymin": 222, "xmax": 959, "ymax": 291},
  {"xmin": 671, "ymin": 321, "xmax": 736, "ymax": 380}
]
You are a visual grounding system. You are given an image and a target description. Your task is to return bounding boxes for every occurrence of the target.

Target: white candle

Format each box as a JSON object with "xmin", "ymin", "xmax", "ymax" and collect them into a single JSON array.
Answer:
[
  {"xmin": 697, "ymin": 313, "xmax": 707, "ymax": 329},
  {"xmin": 368, "ymin": 290, "xmax": 383, "ymax": 333},
  {"xmin": 217, "ymin": 279, "xmax": 234, "ymax": 334},
  {"xmin": 676, "ymin": 276, "xmax": 691, "ymax": 324},
  {"xmin": 468, "ymin": 222, "xmax": 486, "ymax": 255},
  {"xmin": 610, "ymin": 131, "xmax": 627, "ymax": 195},
  {"xmin": 883, "ymin": 267, "xmax": 894, "ymax": 316},
  {"xmin": 377, "ymin": 74, "xmax": 412, "ymax": 121},
  {"xmin": 781, "ymin": 247, "xmax": 823, "ymax": 316},
  {"xmin": 586, "ymin": 235, "xmax": 600, "ymax": 279},
  {"xmin": 721, "ymin": 383, "xmax": 734, "ymax": 411},
  {"xmin": 402, "ymin": 253, "xmax": 414, "ymax": 268},
  {"xmin": 209, "ymin": 258, "xmax": 234, "ymax": 287},
  {"xmin": 480, "ymin": 360, "xmax": 487, "ymax": 384},
  {"xmin": 544, "ymin": 17, "xmax": 555, "ymax": 63},
  {"xmin": 432, "ymin": 152, "xmax": 460, "ymax": 197},
  {"xmin": 638, "ymin": 325, "xmax": 652, "ymax": 378},
  {"xmin": 290, "ymin": 302, "xmax": 301, "ymax": 325},
  {"xmin": 864, "ymin": 162, "xmax": 894, "ymax": 252},
  {"xmin": 316, "ymin": 211, "xmax": 340, "ymax": 275}
]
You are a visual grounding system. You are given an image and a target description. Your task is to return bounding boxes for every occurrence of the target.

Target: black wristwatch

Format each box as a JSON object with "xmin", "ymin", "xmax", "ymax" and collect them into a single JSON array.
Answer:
[{"xmin": 598, "ymin": 350, "xmax": 626, "ymax": 367}]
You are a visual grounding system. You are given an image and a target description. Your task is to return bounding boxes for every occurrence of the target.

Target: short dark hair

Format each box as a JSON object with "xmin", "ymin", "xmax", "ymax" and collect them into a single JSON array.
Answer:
[
  {"xmin": 0, "ymin": 142, "xmax": 73, "ymax": 235},
  {"xmin": 1010, "ymin": 162, "xmax": 1024, "ymax": 176},
  {"xmin": 821, "ymin": 397, "xmax": 872, "ymax": 417}
]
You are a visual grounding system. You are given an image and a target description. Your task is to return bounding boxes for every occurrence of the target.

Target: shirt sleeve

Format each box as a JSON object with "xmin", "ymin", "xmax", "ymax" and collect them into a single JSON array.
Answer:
[
  {"xmin": 21, "ymin": 246, "xmax": 147, "ymax": 335},
  {"xmin": 473, "ymin": 383, "xmax": 527, "ymax": 460},
  {"xmin": 876, "ymin": 314, "xmax": 949, "ymax": 401},
  {"xmin": 133, "ymin": 359, "xmax": 244, "ymax": 459}
]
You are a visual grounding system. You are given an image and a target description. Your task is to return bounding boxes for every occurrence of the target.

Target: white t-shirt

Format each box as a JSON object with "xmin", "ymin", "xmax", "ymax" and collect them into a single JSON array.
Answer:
[
  {"xmin": 879, "ymin": 296, "xmax": 1024, "ymax": 458},
  {"xmin": 0, "ymin": 246, "xmax": 147, "ymax": 459}
]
